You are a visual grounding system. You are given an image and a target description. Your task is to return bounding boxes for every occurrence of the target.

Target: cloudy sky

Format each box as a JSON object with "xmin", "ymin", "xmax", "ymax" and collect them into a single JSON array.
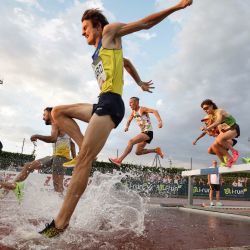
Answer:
[{"xmin": 0, "ymin": 0, "xmax": 249, "ymax": 169}]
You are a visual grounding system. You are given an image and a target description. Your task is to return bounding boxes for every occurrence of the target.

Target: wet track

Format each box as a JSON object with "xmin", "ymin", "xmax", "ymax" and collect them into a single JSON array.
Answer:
[{"xmin": 1, "ymin": 203, "xmax": 250, "ymax": 250}]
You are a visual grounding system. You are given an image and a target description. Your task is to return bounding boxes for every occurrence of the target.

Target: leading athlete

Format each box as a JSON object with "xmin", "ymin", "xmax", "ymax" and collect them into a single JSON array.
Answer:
[{"xmin": 39, "ymin": 0, "xmax": 192, "ymax": 237}]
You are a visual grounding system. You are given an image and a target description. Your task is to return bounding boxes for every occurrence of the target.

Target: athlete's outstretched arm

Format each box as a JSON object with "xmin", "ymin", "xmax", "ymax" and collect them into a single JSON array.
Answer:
[
  {"xmin": 192, "ymin": 132, "xmax": 206, "ymax": 145},
  {"xmin": 30, "ymin": 124, "xmax": 59, "ymax": 143},
  {"xmin": 142, "ymin": 107, "xmax": 163, "ymax": 128},
  {"xmin": 124, "ymin": 113, "xmax": 134, "ymax": 132},
  {"xmin": 114, "ymin": 0, "xmax": 192, "ymax": 37},
  {"xmin": 123, "ymin": 58, "xmax": 154, "ymax": 93}
]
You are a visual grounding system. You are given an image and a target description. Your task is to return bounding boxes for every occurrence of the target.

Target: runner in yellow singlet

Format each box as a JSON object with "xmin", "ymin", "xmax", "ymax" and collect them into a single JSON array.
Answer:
[
  {"xmin": 200, "ymin": 99, "xmax": 240, "ymax": 167},
  {"xmin": 39, "ymin": 0, "xmax": 192, "ymax": 237},
  {"xmin": 109, "ymin": 97, "xmax": 163, "ymax": 167},
  {"xmin": 0, "ymin": 107, "xmax": 76, "ymax": 196}
]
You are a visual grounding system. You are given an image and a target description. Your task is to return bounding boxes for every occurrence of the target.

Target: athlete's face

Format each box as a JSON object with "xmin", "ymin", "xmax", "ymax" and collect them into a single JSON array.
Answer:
[
  {"xmin": 82, "ymin": 20, "xmax": 102, "ymax": 47},
  {"xmin": 43, "ymin": 110, "xmax": 51, "ymax": 125},
  {"xmin": 202, "ymin": 104, "xmax": 213, "ymax": 114},
  {"xmin": 129, "ymin": 99, "xmax": 139, "ymax": 110}
]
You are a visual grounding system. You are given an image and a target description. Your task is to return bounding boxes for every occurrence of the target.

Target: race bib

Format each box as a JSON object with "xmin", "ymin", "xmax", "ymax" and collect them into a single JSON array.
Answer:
[{"xmin": 92, "ymin": 57, "xmax": 106, "ymax": 88}]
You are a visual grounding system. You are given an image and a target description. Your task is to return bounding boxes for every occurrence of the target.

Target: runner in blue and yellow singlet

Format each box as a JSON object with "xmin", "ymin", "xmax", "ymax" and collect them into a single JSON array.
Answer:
[
  {"xmin": 109, "ymin": 97, "xmax": 163, "ymax": 167},
  {"xmin": 39, "ymin": 0, "xmax": 192, "ymax": 237}
]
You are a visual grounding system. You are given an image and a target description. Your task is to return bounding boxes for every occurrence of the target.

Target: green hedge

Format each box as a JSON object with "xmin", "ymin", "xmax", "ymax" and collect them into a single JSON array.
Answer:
[{"xmin": 0, "ymin": 151, "xmax": 35, "ymax": 169}]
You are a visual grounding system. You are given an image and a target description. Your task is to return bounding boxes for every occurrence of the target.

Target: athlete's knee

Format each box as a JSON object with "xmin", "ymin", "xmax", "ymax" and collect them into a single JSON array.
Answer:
[
  {"xmin": 208, "ymin": 147, "xmax": 215, "ymax": 155},
  {"xmin": 128, "ymin": 139, "xmax": 136, "ymax": 147},
  {"xmin": 135, "ymin": 149, "xmax": 143, "ymax": 155},
  {"xmin": 78, "ymin": 144, "xmax": 96, "ymax": 164}
]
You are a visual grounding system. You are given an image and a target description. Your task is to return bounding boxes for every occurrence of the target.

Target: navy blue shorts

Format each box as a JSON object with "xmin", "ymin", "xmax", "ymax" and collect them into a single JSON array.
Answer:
[{"xmin": 92, "ymin": 92, "xmax": 125, "ymax": 128}]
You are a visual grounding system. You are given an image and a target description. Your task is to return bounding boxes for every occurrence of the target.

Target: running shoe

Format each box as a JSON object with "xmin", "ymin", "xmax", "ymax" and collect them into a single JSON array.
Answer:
[
  {"xmin": 216, "ymin": 202, "xmax": 223, "ymax": 207},
  {"xmin": 210, "ymin": 202, "xmax": 215, "ymax": 207},
  {"xmin": 63, "ymin": 157, "xmax": 77, "ymax": 168},
  {"xmin": 109, "ymin": 158, "xmax": 122, "ymax": 167},
  {"xmin": 219, "ymin": 162, "xmax": 226, "ymax": 167},
  {"xmin": 155, "ymin": 147, "xmax": 164, "ymax": 159},
  {"xmin": 226, "ymin": 157, "xmax": 234, "ymax": 168},
  {"xmin": 232, "ymin": 150, "xmax": 239, "ymax": 162},
  {"xmin": 242, "ymin": 157, "xmax": 250, "ymax": 164},
  {"xmin": 13, "ymin": 182, "xmax": 24, "ymax": 203},
  {"xmin": 39, "ymin": 220, "xmax": 67, "ymax": 238}
]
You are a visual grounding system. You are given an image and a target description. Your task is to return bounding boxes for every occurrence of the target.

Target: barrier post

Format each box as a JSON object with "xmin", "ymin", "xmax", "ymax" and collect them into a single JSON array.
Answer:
[{"xmin": 188, "ymin": 176, "xmax": 193, "ymax": 206}]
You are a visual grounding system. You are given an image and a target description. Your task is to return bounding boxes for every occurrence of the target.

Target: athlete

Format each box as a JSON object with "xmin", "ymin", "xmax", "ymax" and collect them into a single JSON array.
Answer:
[
  {"xmin": 109, "ymin": 97, "xmax": 163, "ymax": 166},
  {"xmin": 200, "ymin": 99, "xmax": 240, "ymax": 167},
  {"xmin": 192, "ymin": 115, "xmax": 219, "ymax": 146},
  {"xmin": 193, "ymin": 115, "xmax": 237, "ymax": 163},
  {"xmin": 0, "ymin": 107, "xmax": 76, "ymax": 196},
  {"xmin": 62, "ymin": 58, "xmax": 154, "ymax": 168},
  {"xmin": 39, "ymin": 0, "xmax": 192, "ymax": 237}
]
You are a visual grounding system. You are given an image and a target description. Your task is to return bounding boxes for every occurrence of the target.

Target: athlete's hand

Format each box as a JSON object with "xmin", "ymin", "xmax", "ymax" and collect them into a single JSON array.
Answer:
[
  {"xmin": 124, "ymin": 127, "xmax": 129, "ymax": 132},
  {"xmin": 201, "ymin": 126, "xmax": 207, "ymax": 132},
  {"xmin": 158, "ymin": 121, "xmax": 163, "ymax": 128},
  {"xmin": 192, "ymin": 140, "xmax": 197, "ymax": 145},
  {"xmin": 140, "ymin": 80, "xmax": 154, "ymax": 93},
  {"xmin": 30, "ymin": 135, "xmax": 38, "ymax": 142}
]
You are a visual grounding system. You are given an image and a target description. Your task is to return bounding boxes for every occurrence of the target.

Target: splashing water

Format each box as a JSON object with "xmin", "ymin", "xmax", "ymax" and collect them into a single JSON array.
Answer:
[{"xmin": 0, "ymin": 170, "xmax": 147, "ymax": 249}]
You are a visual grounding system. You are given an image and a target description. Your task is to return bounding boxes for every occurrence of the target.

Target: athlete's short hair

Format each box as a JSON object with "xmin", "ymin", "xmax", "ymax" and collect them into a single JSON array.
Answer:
[
  {"xmin": 130, "ymin": 97, "xmax": 139, "ymax": 102},
  {"xmin": 200, "ymin": 99, "xmax": 218, "ymax": 109},
  {"xmin": 44, "ymin": 107, "xmax": 53, "ymax": 113},
  {"xmin": 81, "ymin": 9, "xmax": 109, "ymax": 29}
]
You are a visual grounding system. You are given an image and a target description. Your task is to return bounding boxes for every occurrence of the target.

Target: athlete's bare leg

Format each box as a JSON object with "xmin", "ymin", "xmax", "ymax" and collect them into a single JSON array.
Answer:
[
  {"xmin": 52, "ymin": 103, "xmax": 93, "ymax": 148},
  {"xmin": 15, "ymin": 161, "xmax": 42, "ymax": 182},
  {"xmin": 116, "ymin": 133, "xmax": 150, "ymax": 162},
  {"xmin": 216, "ymin": 130, "xmax": 238, "ymax": 153},
  {"xmin": 0, "ymin": 160, "xmax": 41, "ymax": 190},
  {"xmin": 135, "ymin": 141, "xmax": 157, "ymax": 155},
  {"xmin": 211, "ymin": 143, "xmax": 230, "ymax": 163},
  {"xmin": 54, "ymin": 114, "xmax": 115, "ymax": 229},
  {"xmin": 52, "ymin": 173, "xmax": 64, "ymax": 193}
]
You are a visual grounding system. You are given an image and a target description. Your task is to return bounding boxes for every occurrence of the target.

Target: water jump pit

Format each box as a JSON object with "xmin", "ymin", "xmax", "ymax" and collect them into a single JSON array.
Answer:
[{"xmin": 1, "ymin": 170, "xmax": 250, "ymax": 250}]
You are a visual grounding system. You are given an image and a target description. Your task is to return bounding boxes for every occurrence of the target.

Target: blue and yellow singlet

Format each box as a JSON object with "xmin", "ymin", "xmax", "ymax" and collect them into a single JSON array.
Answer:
[{"xmin": 92, "ymin": 40, "xmax": 124, "ymax": 95}]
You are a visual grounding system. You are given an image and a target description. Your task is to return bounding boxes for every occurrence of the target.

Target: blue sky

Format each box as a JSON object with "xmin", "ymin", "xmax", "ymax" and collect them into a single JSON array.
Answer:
[{"xmin": 0, "ymin": 0, "xmax": 250, "ymax": 169}]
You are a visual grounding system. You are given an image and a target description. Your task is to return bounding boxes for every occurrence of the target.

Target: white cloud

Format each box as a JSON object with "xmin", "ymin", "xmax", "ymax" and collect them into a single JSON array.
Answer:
[
  {"xmin": 1, "ymin": 0, "xmax": 249, "ymax": 170},
  {"xmin": 134, "ymin": 32, "xmax": 157, "ymax": 41},
  {"xmin": 150, "ymin": 0, "xmax": 250, "ymax": 168}
]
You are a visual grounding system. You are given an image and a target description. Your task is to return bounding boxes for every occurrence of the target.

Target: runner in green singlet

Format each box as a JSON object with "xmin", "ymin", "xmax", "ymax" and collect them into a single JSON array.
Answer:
[{"xmin": 201, "ymin": 99, "xmax": 240, "ymax": 167}]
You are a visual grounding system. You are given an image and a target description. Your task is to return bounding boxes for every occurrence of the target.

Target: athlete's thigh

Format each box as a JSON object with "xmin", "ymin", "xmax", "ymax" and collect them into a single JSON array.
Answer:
[
  {"xmin": 53, "ymin": 103, "xmax": 93, "ymax": 123},
  {"xmin": 217, "ymin": 130, "xmax": 237, "ymax": 142},
  {"xmin": 130, "ymin": 133, "xmax": 150, "ymax": 145},
  {"xmin": 136, "ymin": 141, "xmax": 147, "ymax": 151},
  {"xmin": 79, "ymin": 114, "xmax": 115, "ymax": 158}
]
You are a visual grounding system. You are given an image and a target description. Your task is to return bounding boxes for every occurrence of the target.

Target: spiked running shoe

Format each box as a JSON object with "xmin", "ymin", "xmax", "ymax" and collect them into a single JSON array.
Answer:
[
  {"xmin": 39, "ymin": 220, "xmax": 67, "ymax": 238},
  {"xmin": 63, "ymin": 157, "xmax": 77, "ymax": 168},
  {"xmin": 109, "ymin": 158, "xmax": 122, "ymax": 167},
  {"xmin": 232, "ymin": 150, "xmax": 239, "ymax": 162},
  {"xmin": 155, "ymin": 147, "xmax": 164, "ymax": 159},
  {"xmin": 226, "ymin": 157, "xmax": 234, "ymax": 168},
  {"xmin": 242, "ymin": 157, "xmax": 250, "ymax": 163},
  {"xmin": 13, "ymin": 182, "xmax": 24, "ymax": 203}
]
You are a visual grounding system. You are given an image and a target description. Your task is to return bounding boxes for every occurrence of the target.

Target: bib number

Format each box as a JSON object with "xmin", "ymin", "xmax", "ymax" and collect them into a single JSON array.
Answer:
[{"xmin": 92, "ymin": 57, "xmax": 106, "ymax": 88}]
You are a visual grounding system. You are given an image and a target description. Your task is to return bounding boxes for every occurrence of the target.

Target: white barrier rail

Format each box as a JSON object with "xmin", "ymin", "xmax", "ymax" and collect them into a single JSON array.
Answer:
[{"xmin": 182, "ymin": 164, "xmax": 250, "ymax": 177}]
